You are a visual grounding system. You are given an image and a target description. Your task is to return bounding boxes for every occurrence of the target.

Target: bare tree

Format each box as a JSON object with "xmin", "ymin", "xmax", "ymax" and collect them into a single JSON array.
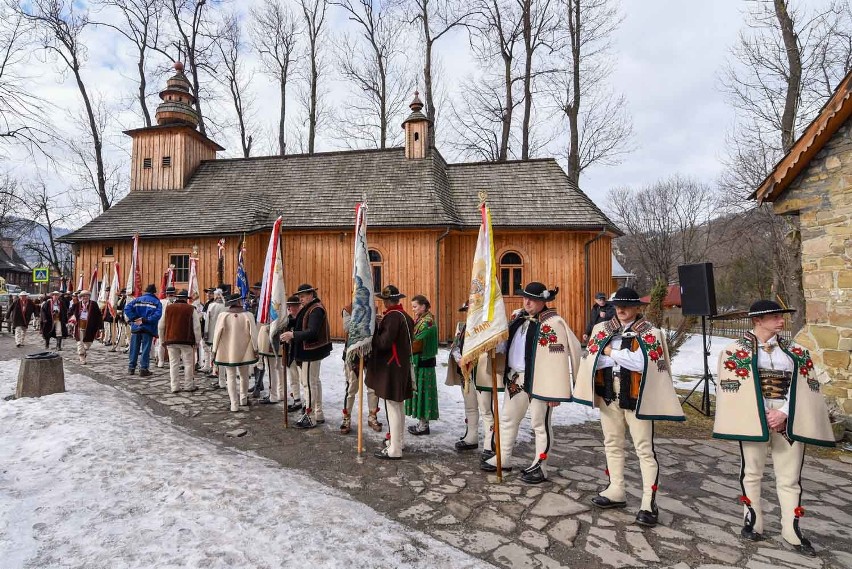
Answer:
[
  {"xmin": 517, "ymin": 0, "xmax": 557, "ymax": 158},
  {"xmin": 608, "ymin": 175, "xmax": 719, "ymax": 288},
  {"xmin": 251, "ymin": 0, "xmax": 299, "ymax": 155},
  {"xmin": 13, "ymin": 0, "xmax": 112, "ymax": 212},
  {"xmin": 20, "ymin": 181, "xmax": 74, "ymax": 280},
  {"xmin": 299, "ymin": 0, "xmax": 329, "ymax": 153},
  {"xmin": 92, "ymin": 0, "xmax": 165, "ymax": 127},
  {"xmin": 0, "ymin": 173, "xmax": 26, "ymax": 237},
  {"xmin": 407, "ymin": 0, "xmax": 472, "ymax": 146},
  {"xmin": 448, "ymin": 74, "xmax": 517, "ymax": 160},
  {"xmin": 545, "ymin": 0, "xmax": 631, "ymax": 183},
  {"xmin": 0, "ymin": 8, "xmax": 54, "ymax": 156},
  {"xmin": 468, "ymin": 0, "xmax": 523, "ymax": 161},
  {"xmin": 333, "ymin": 0, "xmax": 412, "ymax": 148},
  {"xmin": 217, "ymin": 12, "xmax": 254, "ymax": 157},
  {"xmin": 720, "ymin": 0, "xmax": 850, "ymax": 332}
]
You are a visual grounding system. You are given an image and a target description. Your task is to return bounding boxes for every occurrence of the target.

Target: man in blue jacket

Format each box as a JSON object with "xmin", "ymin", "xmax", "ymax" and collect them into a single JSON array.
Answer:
[{"xmin": 124, "ymin": 284, "xmax": 163, "ymax": 377}]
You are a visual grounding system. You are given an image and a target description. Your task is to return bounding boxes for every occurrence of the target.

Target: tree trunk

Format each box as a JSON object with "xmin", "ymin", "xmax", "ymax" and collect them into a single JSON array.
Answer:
[
  {"xmin": 500, "ymin": 53, "xmax": 512, "ymax": 161},
  {"xmin": 521, "ymin": 0, "xmax": 532, "ymax": 159},
  {"xmin": 423, "ymin": 21, "xmax": 435, "ymax": 147},
  {"xmin": 279, "ymin": 74, "xmax": 287, "ymax": 155},
  {"xmin": 566, "ymin": 0, "xmax": 581, "ymax": 184},
  {"xmin": 72, "ymin": 64, "xmax": 109, "ymax": 212},
  {"xmin": 189, "ymin": 60, "xmax": 207, "ymax": 136},
  {"xmin": 308, "ymin": 38, "xmax": 318, "ymax": 154},
  {"xmin": 138, "ymin": 48, "xmax": 151, "ymax": 127},
  {"xmin": 774, "ymin": 0, "xmax": 801, "ymax": 153}
]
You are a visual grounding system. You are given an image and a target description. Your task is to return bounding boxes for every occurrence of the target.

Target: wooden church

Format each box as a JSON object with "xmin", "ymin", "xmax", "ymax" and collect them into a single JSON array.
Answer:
[{"xmin": 63, "ymin": 63, "xmax": 621, "ymax": 341}]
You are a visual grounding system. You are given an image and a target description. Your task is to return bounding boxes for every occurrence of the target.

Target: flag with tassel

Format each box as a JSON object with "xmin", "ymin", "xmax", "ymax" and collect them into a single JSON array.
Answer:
[{"xmin": 345, "ymin": 202, "xmax": 375, "ymax": 361}]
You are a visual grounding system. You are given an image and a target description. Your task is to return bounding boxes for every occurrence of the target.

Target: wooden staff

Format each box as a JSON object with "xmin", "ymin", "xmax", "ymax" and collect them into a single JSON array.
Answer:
[
  {"xmin": 282, "ymin": 342, "xmax": 289, "ymax": 428},
  {"xmin": 357, "ymin": 352, "xmax": 365, "ymax": 454},
  {"xmin": 490, "ymin": 348, "xmax": 503, "ymax": 483}
]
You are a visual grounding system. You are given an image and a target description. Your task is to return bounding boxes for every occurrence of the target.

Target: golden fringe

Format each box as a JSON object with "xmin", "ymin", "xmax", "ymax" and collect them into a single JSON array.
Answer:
[{"xmin": 460, "ymin": 330, "xmax": 509, "ymax": 382}]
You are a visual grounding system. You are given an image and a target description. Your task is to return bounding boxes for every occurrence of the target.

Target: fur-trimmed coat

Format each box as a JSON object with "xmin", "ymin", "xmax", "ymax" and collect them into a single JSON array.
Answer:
[
  {"xmin": 573, "ymin": 316, "xmax": 684, "ymax": 421},
  {"xmin": 713, "ymin": 333, "xmax": 834, "ymax": 447}
]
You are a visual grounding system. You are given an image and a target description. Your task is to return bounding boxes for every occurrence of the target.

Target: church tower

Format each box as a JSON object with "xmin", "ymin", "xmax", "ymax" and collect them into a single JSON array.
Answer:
[
  {"xmin": 124, "ymin": 62, "xmax": 224, "ymax": 191},
  {"xmin": 402, "ymin": 91, "xmax": 430, "ymax": 159}
]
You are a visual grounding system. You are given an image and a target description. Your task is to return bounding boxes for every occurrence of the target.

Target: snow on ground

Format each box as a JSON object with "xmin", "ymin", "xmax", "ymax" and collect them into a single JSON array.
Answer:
[
  {"xmin": 317, "ymin": 344, "xmax": 600, "ymax": 452},
  {"xmin": 0, "ymin": 361, "xmax": 492, "ymax": 569},
  {"xmin": 669, "ymin": 333, "xmax": 732, "ymax": 393}
]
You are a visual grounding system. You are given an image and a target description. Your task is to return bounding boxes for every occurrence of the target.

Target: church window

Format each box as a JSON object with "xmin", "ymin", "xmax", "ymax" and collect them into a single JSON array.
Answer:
[
  {"xmin": 143, "ymin": 158, "xmax": 152, "ymax": 169},
  {"xmin": 499, "ymin": 251, "xmax": 523, "ymax": 296},
  {"xmin": 170, "ymin": 254, "xmax": 190, "ymax": 283},
  {"xmin": 369, "ymin": 249, "xmax": 383, "ymax": 293},
  {"xmin": 104, "ymin": 246, "xmax": 114, "ymax": 256},
  {"xmin": 414, "ymin": 132, "xmax": 419, "ymax": 142}
]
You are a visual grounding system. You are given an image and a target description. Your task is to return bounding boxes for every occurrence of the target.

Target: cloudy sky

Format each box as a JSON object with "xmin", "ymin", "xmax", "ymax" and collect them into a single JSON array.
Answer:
[{"xmin": 5, "ymin": 1, "xmax": 767, "ymax": 224}]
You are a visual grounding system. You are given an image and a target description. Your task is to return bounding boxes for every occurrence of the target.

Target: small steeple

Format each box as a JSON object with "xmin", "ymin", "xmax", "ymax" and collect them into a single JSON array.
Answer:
[
  {"xmin": 155, "ymin": 62, "xmax": 200, "ymax": 127},
  {"xmin": 402, "ymin": 90, "xmax": 430, "ymax": 160}
]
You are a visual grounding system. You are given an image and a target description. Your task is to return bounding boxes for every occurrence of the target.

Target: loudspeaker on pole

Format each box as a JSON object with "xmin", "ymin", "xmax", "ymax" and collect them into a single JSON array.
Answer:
[{"xmin": 678, "ymin": 263, "xmax": 717, "ymax": 317}]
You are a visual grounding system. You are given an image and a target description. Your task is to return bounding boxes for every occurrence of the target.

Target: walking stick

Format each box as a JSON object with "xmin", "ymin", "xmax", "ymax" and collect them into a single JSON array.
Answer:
[
  {"xmin": 490, "ymin": 348, "xmax": 503, "ymax": 483},
  {"xmin": 282, "ymin": 342, "xmax": 289, "ymax": 428},
  {"xmin": 357, "ymin": 352, "xmax": 365, "ymax": 454}
]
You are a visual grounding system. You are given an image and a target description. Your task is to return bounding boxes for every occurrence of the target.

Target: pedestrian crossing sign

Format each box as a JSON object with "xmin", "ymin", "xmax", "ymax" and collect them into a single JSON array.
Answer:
[{"xmin": 33, "ymin": 267, "xmax": 49, "ymax": 283}]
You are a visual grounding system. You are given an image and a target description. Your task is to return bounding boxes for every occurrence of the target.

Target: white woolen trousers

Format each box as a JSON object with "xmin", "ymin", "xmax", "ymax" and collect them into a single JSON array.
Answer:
[
  {"xmin": 528, "ymin": 398, "xmax": 555, "ymax": 475},
  {"xmin": 385, "ymin": 399, "xmax": 405, "ymax": 458},
  {"xmin": 14, "ymin": 326, "xmax": 26, "ymax": 346},
  {"xmin": 287, "ymin": 361, "xmax": 301, "ymax": 402},
  {"xmin": 76, "ymin": 340, "xmax": 93, "ymax": 363},
  {"xmin": 224, "ymin": 365, "xmax": 251, "ymax": 411},
  {"xmin": 344, "ymin": 364, "xmax": 379, "ymax": 416},
  {"xmin": 260, "ymin": 356, "xmax": 283, "ymax": 402},
  {"xmin": 597, "ymin": 396, "xmax": 658, "ymax": 512},
  {"xmin": 300, "ymin": 360, "xmax": 324, "ymax": 421},
  {"xmin": 739, "ymin": 399, "xmax": 807, "ymax": 545},
  {"xmin": 486, "ymin": 378, "xmax": 531, "ymax": 469},
  {"xmin": 167, "ymin": 344, "xmax": 196, "ymax": 392}
]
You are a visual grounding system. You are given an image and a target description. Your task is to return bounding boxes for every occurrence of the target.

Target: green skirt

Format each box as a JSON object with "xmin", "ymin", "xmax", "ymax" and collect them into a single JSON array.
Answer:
[{"xmin": 405, "ymin": 366, "xmax": 439, "ymax": 420}]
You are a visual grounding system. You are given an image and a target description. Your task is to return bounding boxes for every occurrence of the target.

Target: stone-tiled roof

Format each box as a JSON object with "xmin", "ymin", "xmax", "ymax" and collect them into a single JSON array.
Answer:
[{"xmin": 62, "ymin": 148, "xmax": 619, "ymax": 241}]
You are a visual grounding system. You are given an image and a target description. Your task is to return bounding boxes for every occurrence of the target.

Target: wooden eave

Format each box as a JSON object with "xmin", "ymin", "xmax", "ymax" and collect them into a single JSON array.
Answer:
[
  {"xmin": 752, "ymin": 69, "xmax": 852, "ymax": 203},
  {"xmin": 123, "ymin": 123, "xmax": 225, "ymax": 152}
]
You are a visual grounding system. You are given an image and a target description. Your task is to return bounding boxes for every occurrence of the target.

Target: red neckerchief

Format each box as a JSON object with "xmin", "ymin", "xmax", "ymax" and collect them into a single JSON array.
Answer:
[{"xmin": 383, "ymin": 304, "xmax": 406, "ymax": 366}]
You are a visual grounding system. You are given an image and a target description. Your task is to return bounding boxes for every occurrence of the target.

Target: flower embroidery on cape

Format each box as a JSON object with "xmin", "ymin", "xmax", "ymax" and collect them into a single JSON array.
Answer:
[{"xmin": 721, "ymin": 341, "xmax": 752, "ymax": 393}]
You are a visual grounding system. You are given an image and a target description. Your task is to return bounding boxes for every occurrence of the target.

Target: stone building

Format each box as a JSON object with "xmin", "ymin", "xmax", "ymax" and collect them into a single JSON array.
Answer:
[
  {"xmin": 754, "ymin": 70, "xmax": 852, "ymax": 414},
  {"xmin": 62, "ymin": 63, "xmax": 621, "ymax": 341}
]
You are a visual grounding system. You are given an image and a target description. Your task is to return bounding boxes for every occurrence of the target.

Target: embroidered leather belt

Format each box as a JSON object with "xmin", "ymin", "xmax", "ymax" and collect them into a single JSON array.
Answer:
[
  {"xmin": 418, "ymin": 357, "xmax": 436, "ymax": 369},
  {"xmin": 507, "ymin": 369, "xmax": 525, "ymax": 398},
  {"xmin": 758, "ymin": 368, "xmax": 792, "ymax": 400}
]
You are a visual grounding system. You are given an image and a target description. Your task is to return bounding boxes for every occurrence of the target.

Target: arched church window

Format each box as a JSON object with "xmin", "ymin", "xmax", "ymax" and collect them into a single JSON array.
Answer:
[{"xmin": 499, "ymin": 251, "xmax": 523, "ymax": 296}]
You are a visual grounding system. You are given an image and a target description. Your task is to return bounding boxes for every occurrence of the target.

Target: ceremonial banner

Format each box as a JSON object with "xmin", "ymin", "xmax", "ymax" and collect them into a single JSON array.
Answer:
[
  {"xmin": 89, "ymin": 266, "xmax": 99, "ymax": 300},
  {"xmin": 160, "ymin": 265, "xmax": 175, "ymax": 299},
  {"xmin": 217, "ymin": 238, "xmax": 225, "ymax": 286},
  {"xmin": 76, "ymin": 273, "xmax": 83, "ymax": 292},
  {"xmin": 97, "ymin": 267, "xmax": 108, "ymax": 304},
  {"xmin": 108, "ymin": 262, "xmax": 121, "ymax": 317},
  {"xmin": 187, "ymin": 256, "xmax": 199, "ymax": 299},
  {"xmin": 126, "ymin": 234, "xmax": 142, "ymax": 296},
  {"xmin": 236, "ymin": 236, "xmax": 250, "ymax": 310},
  {"xmin": 460, "ymin": 202, "xmax": 508, "ymax": 374},
  {"xmin": 258, "ymin": 216, "xmax": 286, "ymax": 339},
  {"xmin": 346, "ymin": 203, "xmax": 375, "ymax": 360}
]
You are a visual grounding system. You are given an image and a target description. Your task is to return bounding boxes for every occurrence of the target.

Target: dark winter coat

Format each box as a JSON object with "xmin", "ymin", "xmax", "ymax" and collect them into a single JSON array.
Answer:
[
  {"xmin": 40, "ymin": 299, "xmax": 68, "ymax": 340},
  {"xmin": 292, "ymin": 298, "xmax": 332, "ymax": 362},
  {"xmin": 71, "ymin": 300, "xmax": 103, "ymax": 343},
  {"xmin": 584, "ymin": 301, "xmax": 616, "ymax": 338},
  {"xmin": 366, "ymin": 306, "xmax": 415, "ymax": 403},
  {"xmin": 9, "ymin": 298, "xmax": 35, "ymax": 328}
]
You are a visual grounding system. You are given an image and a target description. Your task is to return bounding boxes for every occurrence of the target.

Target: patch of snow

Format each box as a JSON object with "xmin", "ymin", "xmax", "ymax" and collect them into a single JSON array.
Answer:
[
  {"xmin": 0, "ymin": 360, "xmax": 492, "ymax": 569},
  {"xmin": 670, "ymin": 333, "xmax": 732, "ymax": 393}
]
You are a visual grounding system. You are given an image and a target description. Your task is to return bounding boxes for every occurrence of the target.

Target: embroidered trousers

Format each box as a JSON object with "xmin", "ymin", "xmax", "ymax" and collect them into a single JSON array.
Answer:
[
  {"xmin": 461, "ymin": 385, "xmax": 497, "ymax": 451},
  {"xmin": 300, "ymin": 360, "xmax": 324, "ymax": 421},
  {"xmin": 287, "ymin": 361, "xmax": 301, "ymax": 403},
  {"xmin": 739, "ymin": 399, "xmax": 807, "ymax": 545},
  {"xmin": 598, "ymin": 396, "xmax": 658, "ymax": 512}
]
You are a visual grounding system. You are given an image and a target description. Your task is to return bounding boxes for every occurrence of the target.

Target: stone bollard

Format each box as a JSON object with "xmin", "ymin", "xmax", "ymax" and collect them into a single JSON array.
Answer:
[{"xmin": 16, "ymin": 352, "xmax": 65, "ymax": 398}]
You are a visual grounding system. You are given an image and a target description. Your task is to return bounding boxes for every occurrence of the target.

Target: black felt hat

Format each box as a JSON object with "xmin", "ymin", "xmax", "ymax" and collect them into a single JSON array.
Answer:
[
  {"xmin": 518, "ymin": 282, "xmax": 559, "ymax": 302},
  {"xmin": 224, "ymin": 292, "xmax": 243, "ymax": 305},
  {"xmin": 296, "ymin": 283, "xmax": 318, "ymax": 295},
  {"xmin": 610, "ymin": 287, "xmax": 647, "ymax": 307},
  {"xmin": 748, "ymin": 300, "xmax": 796, "ymax": 317},
  {"xmin": 165, "ymin": 286, "xmax": 176, "ymax": 295},
  {"xmin": 286, "ymin": 295, "xmax": 301, "ymax": 305},
  {"xmin": 175, "ymin": 289, "xmax": 189, "ymax": 299},
  {"xmin": 375, "ymin": 284, "xmax": 405, "ymax": 300}
]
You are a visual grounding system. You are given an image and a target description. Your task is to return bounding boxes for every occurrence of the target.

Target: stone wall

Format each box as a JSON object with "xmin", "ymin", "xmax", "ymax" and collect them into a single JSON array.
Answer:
[{"xmin": 774, "ymin": 118, "xmax": 852, "ymax": 414}]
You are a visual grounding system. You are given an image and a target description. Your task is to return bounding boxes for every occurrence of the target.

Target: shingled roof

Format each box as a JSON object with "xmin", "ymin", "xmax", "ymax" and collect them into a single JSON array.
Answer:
[{"xmin": 62, "ymin": 147, "xmax": 619, "ymax": 241}]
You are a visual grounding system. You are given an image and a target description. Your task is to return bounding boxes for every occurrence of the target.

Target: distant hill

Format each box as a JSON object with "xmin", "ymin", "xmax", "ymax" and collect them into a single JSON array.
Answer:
[{"xmin": 2, "ymin": 217, "xmax": 72, "ymax": 266}]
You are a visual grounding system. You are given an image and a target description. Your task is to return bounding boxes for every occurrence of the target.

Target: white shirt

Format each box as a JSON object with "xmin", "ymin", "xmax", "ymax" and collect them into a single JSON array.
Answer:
[
  {"xmin": 507, "ymin": 319, "xmax": 530, "ymax": 372},
  {"xmin": 595, "ymin": 320, "xmax": 646, "ymax": 372},
  {"xmin": 757, "ymin": 335, "xmax": 792, "ymax": 416}
]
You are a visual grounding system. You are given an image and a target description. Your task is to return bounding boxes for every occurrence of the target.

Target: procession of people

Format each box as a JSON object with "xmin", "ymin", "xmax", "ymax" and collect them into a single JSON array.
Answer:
[{"xmin": 6, "ymin": 267, "xmax": 834, "ymax": 558}]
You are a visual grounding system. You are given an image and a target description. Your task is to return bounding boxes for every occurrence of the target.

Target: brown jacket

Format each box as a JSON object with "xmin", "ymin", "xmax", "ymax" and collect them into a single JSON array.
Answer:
[
  {"xmin": 366, "ymin": 306, "xmax": 415, "ymax": 402},
  {"xmin": 159, "ymin": 301, "xmax": 201, "ymax": 346},
  {"xmin": 9, "ymin": 298, "xmax": 35, "ymax": 328},
  {"xmin": 71, "ymin": 300, "xmax": 103, "ymax": 343}
]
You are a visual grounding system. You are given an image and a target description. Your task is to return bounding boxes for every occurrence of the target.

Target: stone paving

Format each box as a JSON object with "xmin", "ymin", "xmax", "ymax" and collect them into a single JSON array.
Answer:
[{"xmin": 5, "ymin": 336, "xmax": 852, "ymax": 569}]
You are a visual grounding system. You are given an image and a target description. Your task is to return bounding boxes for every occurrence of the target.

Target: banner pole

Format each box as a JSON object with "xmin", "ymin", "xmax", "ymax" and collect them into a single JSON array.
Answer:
[
  {"xmin": 357, "ymin": 353, "xmax": 365, "ymax": 455},
  {"xmin": 490, "ymin": 349, "xmax": 502, "ymax": 483}
]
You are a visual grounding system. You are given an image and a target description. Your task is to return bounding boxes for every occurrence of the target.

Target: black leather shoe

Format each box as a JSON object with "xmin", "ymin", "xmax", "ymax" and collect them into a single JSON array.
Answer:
[
  {"xmin": 127, "ymin": 368, "xmax": 135, "ymax": 375},
  {"xmin": 740, "ymin": 527, "xmax": 764, "ymax": 542},
  {"xmin": 293, "ymin": 414, "xmax": 316, "ymax": 429},
  {"xmin": 635, "ymin": 509, "xmax": 659, "ymax": 527},
  {"xmin": 374, "ymin": 447, "xmax": 401, "ymax": 460},
  {"xmin": 408, "ymin": 424, "xmax": 430, "ymax": 436},
  {"xmin": 259, "ymin": 397, "xmax": 279, "ymax": 405},
  {"xmin": 480, "ymin": 460, "xmax": 512, "ymax": 473},
  {"xmin": 481, "ymin": 449, "xmax": 495, "ymax": 461},
  {"xmin": 786, "ymin": 538, "xmax": 817, "ymax": 557},
  {"xmin": 455, "ymin": 440, "xmax": 478, "ymax": 451},
  {"xmin": 521, "ymin": 464, "xmax": 547, "ymax": 484},
  {"xmin": 139, "ymin": 369, "xmax": 152, "ymax": 377},
  {"xmin": 591, "ymin": 495, "xmax": 627, "ymax": 509},
  {"xmin": 287, "ymin": 400, "xmax": 304, "ymax": 412}
]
